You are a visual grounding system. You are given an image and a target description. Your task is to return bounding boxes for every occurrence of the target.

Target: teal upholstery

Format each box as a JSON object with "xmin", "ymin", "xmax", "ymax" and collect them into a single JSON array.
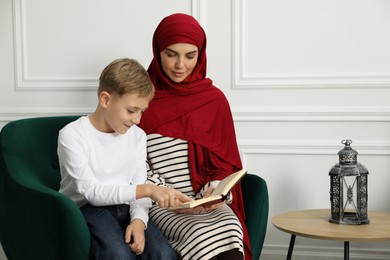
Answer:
[
  {"xmin": 242, "ymin": 173, "xmax": 269, "ymax": 259},
  {"xmin": 0, "ymin": 116, "xmax": 268, "ymax": 260},
  {"xmin": 0, "ymin": 116, "xmax": 90, "ymax": 260}
]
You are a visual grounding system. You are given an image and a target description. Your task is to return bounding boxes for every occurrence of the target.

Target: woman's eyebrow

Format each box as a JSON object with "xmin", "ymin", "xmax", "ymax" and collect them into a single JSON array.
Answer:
[
  {"xmin": 165, "ymin": 48, "xmax": 176, "ymax": 53},
  {"xmin": 186, "ymin": 50, "xmax": 198, "ymax": 55},
  {"xmin": 165, "ymin": 48, "xmax": 198, "ymax": 55}
]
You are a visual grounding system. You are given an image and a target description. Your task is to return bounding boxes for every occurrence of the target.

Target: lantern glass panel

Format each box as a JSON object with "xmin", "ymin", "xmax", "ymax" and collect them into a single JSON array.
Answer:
[{"xmin": 342, "ymin": 176, "xmax": 358, "ymax": 214}]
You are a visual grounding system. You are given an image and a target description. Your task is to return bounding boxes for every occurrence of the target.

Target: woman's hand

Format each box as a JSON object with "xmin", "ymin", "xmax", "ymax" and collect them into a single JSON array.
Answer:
[{"xmin": 172, "ymin": 202, "xmax": 224, "ymax": 215}]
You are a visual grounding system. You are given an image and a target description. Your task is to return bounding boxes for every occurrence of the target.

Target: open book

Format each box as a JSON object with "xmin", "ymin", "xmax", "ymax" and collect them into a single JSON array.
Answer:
[{"xmin": 170, "ymin": 169, "xmax": 247, "ymax": 210}]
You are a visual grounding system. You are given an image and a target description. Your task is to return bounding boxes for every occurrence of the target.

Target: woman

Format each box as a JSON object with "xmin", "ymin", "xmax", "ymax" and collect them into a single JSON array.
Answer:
[{"xmin": 139, "ymin": 13, "xmax": 252, "ymax": 260}]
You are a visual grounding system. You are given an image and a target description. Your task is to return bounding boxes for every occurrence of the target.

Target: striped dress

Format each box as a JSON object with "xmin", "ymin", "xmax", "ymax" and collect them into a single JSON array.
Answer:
[{"xmin": 146, "ymin": 134, "xmax": 244, "ymax": 260}]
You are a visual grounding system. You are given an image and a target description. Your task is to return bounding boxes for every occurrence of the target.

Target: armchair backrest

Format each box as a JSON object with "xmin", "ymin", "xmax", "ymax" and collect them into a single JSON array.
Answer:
[{"xmin": 0, "ymin": 116, "xmax": 80, "ymax": 190}]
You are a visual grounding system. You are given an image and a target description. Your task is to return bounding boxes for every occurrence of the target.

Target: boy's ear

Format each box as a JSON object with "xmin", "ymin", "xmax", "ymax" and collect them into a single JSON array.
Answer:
[{"xmin": 99, "ymin": 91, "xmax": 111, "ymax": 108}]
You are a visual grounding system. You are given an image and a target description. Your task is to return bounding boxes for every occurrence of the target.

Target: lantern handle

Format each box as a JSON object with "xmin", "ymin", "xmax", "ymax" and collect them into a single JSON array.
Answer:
[{"xmin": 341, "ymin": 139, "xmax": 352, "ymax": 146}]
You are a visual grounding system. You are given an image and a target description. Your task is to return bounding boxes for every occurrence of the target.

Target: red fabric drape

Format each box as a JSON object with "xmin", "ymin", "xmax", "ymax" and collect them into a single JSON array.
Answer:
[{"xmin": 139, "ymin": 13, "xmax": 252, "ymax": 260}]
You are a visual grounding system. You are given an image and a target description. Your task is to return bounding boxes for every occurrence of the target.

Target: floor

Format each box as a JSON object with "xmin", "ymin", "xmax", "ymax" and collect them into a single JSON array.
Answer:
[
  {"xmin": 264, "ymin": 257, "xmax": 305, "ymax": 260},
  {"xmin": 262, "ymin": 256, "xmax": 369, "ymax": 260}
]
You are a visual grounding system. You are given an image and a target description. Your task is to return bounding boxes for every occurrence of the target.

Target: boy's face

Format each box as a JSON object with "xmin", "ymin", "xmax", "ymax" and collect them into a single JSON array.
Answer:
[{"xmin": 101, "ymin": 92, "xmax": 149, "ymax": 134}]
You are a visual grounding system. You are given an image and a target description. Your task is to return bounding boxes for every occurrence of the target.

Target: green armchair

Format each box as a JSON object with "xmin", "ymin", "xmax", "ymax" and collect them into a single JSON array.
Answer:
[
  {"xmin": 242, "ymin": 173, "xmax": 269, "ymax": 259},
  {"xmin": 0, "ymin": 116, "xmax": 268, "ymax": 260},
  {"xmin": 0, "ymin": 116, "xmax": 90, "ymax": 260}
]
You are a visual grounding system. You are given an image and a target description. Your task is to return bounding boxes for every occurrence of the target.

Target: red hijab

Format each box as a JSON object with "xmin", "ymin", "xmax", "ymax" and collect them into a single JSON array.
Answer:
[{"xmin": 139, "ymin": 13, "xmax": 252, "ymax": 259}]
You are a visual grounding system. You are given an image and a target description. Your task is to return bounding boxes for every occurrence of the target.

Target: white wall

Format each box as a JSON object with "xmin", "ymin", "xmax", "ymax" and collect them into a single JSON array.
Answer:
[{"xmin": 1, "ymin": 0, "xmax": 390, "ymax": 259}]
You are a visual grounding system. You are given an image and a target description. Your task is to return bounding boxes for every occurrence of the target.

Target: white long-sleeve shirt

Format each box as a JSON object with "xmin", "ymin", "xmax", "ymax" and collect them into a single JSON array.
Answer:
[{"xmin": 58, "ymin": 116, "xmax": 151, "ymax": 225}]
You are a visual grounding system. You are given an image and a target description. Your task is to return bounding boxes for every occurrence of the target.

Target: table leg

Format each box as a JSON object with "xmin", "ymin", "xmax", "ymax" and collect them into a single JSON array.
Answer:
[
  {"xmin": 286, "ymin": 234, "xmax": 296, "ymax": 260},
  {"xmin": 344, "ymin": 241, "xmax": 349, "ymax": 260}
]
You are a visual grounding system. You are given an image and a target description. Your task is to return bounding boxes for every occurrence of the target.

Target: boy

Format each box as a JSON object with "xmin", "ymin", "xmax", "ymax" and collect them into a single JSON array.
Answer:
[{"xmin": 58, "ymin": 58, "xmax": 190, "ymax": 259}]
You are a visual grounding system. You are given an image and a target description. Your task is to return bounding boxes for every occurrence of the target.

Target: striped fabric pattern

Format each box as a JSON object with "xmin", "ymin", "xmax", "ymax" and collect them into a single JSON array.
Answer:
[{"xmin": 146, "ymin": 134, "xmax": 244, "ymax": 260}]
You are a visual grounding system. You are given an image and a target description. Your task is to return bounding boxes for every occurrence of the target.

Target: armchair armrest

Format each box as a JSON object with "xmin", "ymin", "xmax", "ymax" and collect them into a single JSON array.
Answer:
[
  {"xmin": 0, "ymin": 154, "xmax": 90, "ymax": 260},
  {"xmin": 242, "ymin": 173, "xmax": 269, "ymax": 259}
]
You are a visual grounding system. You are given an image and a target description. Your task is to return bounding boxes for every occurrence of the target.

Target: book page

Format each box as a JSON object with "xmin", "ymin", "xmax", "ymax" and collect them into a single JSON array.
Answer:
[
  {"xmin": 211, "ymin": 171, "xmax": 242, "ymax": 196},
  {"xmin": 169, "ymin": 169, "xmax": 246, "ymax": 210}
]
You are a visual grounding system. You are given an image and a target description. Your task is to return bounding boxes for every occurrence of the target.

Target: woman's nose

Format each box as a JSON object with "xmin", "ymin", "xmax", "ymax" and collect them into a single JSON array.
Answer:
[{"xmin": 175, "ymin": 57, "xmax": 184, "ymax": 68}]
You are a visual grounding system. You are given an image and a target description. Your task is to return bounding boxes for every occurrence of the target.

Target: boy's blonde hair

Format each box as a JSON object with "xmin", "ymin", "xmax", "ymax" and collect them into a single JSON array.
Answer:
[{"xmin": 98, "ymin": 58, "xmax": 154, "ymax": 98}]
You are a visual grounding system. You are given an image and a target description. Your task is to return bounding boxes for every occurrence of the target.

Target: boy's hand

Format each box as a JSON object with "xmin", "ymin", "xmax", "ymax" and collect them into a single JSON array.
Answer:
[
  {"xmin": 151, "ymin": 185, "xmax": 192, "ymax": 208},
  {"xmin": 125, "ymin": 219, "xmax": 146, "ymax": 255},
  {"xmin": 137, "ymin": 184, "xmax": 192, "ymax": 208}
]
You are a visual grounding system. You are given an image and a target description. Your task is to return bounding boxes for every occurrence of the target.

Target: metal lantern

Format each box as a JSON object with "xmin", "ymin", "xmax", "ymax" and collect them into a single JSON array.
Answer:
[{"xmin": 329, "ymin": 139, "xmax": 369, "ymax": 225}]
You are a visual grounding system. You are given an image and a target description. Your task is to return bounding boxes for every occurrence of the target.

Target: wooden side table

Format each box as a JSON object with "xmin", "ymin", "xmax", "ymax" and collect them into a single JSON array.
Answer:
[{"xmin": 272, "ymin": 209, "xmax": 390, "ymax": 260}]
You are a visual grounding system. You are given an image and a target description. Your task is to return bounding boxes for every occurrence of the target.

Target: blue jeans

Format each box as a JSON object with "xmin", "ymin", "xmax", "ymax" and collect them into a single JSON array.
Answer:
[{"xmin": 81, "ymin": 204, "xmax": 177, "ymax": 260}]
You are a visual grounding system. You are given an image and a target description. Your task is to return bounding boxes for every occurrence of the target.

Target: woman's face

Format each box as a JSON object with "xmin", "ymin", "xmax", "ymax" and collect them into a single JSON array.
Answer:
[{"xmin": 160, "ymin": 43, "xmax": 198, "ymax": 83}]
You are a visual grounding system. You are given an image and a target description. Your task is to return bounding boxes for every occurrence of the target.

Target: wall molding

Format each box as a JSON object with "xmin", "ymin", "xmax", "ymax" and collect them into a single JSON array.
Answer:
[
  {"xmin": 12, "ymin": 0, "xmax": 97, "ymax": 91},
  {"xmin": 12, "ymin": 0, "xmax": 205, "ymax": 92},
  {"xmin": 191, "ymin": 0, "xmax": 206, "ymax": 25},
  {"xmin": 15, "ymin": 0, "xmax": 390, "ymax": 91},
  {"xmin": 238, "ymin": 140, "xmax": 390, "ymax": 156},
  {"xmin": 232, "ymin": 106, "xmax": 390, "ymax": 122},
  {"xmin": 2, "ymin": 109, "xmax": 390, "ymax": 155},
  {"xmin": 231, "ymin": 0, "xmax": 390, "ymax": 90},
  {"xmin": 0, "ymin": 107, "xmax": 94, "ymax": 124},
  {"xmin": 2, "ymin": 106, "xmax": 390, "ymax": 123},
  {"xmin": 238, "ymin": 139, "xmax": 390, "ymax": 167}
]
